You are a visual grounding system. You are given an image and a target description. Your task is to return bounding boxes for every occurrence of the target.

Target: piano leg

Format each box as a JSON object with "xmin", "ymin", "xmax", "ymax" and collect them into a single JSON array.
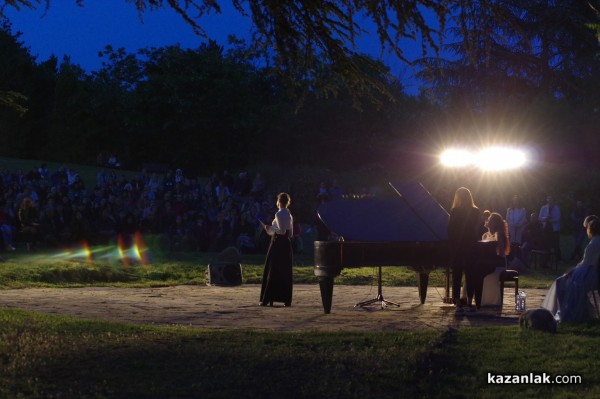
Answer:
[
  {"xmin": 318, "ymin": 276, "xmax": 335, "ymax": 314},
  {"xmin": 443, "ymin": 265, "xmax": 453, "ymax": 303},
  {"xmin": 417, "ymin": 272, "xmax": 429, "ymax": 304}
]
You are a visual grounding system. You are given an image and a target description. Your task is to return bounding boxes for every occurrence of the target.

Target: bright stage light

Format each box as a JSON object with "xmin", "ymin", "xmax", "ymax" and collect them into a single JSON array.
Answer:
[
  {"xmin": 440, "ymin": 146, "xmax": 528, "ymax": 171},
  {"xmin": 475, "ymin": 147, "xmax": 527, "ymax": 171},
  {"xmin": 440, "ymin": 149, "xmax": 474, "ymax": 167}
]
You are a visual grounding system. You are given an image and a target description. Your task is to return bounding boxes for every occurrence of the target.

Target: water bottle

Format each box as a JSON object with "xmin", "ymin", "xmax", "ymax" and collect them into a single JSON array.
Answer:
[
  {"xmin": 515, "ymin": 290, "xmax": 527, "ymax": 312},
  {"xmin": 554, "ymin": 311, "xmax": 561, "ymax": 323}
]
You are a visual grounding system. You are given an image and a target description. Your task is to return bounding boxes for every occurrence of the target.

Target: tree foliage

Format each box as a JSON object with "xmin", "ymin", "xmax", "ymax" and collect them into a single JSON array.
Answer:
[
  {"xmin": 0, "ymin": 20, "xmax": 425, "ymax": 173},
  {"xmin": 0, "ymin": 0, "xmax": 452, "ymax": 108}
]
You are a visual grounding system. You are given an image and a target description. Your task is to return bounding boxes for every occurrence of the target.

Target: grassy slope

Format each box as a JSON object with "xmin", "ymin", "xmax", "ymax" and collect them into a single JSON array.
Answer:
[
  {"xmin": 1, "ymin": 308, "xmax": 598, "ymax": 398},
  {"xmin": 0, "ymin": 249, "xmax": 568, "ymax": 289}
]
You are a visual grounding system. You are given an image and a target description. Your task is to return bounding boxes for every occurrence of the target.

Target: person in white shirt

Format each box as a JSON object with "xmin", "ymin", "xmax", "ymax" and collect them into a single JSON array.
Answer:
[
  {"xmin": 539, "ymin": 195, "xmax": 562, "ymax": 261},
  {"xmin": 259, "ymin": 192, "xmax": 294, "ymax": 307}
]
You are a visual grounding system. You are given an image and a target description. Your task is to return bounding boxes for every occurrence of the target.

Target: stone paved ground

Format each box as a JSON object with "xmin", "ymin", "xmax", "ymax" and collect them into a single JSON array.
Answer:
[{"xmin": 0, "ymin": 284, "xmax": 547, "ymax": 331}]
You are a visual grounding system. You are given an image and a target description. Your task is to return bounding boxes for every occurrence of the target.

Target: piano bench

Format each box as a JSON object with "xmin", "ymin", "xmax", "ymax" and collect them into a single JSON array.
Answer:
[{"xmin": 499, "ymin": 270, "xmax": 519, "ymax": 310}]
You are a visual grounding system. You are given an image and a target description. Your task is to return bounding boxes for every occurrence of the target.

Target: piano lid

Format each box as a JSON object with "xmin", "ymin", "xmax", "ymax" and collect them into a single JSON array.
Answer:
[
  {"xmin": 388, "ymin": 181, "xmax": 449, "ymax": 241},
  {"xmin": 317, "ymin": 182, "xmax": 449, "ymax": 242}
]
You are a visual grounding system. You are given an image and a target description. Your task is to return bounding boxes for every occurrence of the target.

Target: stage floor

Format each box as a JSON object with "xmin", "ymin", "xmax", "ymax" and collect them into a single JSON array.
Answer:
[{"xmin": 0, "ymin": 284, "xmax": 548, "ymax": 331}]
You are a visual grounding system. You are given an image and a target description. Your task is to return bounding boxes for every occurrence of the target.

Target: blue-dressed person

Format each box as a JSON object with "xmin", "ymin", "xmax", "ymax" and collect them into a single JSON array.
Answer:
[{"xmin": 542, "ymin": 215, "xmax": 600, "ymax": 323}]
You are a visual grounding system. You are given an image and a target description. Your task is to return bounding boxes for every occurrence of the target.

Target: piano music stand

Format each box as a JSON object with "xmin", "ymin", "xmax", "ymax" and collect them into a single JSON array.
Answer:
[{"xmin": 355, "ymin": 264, "xmax": 401, "ymax": 309}]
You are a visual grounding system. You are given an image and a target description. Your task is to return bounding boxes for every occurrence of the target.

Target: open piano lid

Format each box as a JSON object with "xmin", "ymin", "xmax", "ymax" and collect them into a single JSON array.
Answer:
[{"xmin": 317, "ymin": 182, "xmax": 449, "ymax": 242}]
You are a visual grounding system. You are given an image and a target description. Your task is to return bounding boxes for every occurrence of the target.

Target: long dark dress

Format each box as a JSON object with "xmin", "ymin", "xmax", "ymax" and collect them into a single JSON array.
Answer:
[
  {"xmin": 448, "ymin": 206, "xmax": 481, "ymax": 307},
  {"xmin": 259, "ymin": 234, "xmax": 293, "ymax": 305}
]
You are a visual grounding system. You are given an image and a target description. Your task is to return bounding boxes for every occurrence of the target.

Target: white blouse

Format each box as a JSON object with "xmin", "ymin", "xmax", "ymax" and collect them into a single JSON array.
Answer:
[{"xmin": 267, "ymin": 208, "xmax": 293, "ymax": 237}]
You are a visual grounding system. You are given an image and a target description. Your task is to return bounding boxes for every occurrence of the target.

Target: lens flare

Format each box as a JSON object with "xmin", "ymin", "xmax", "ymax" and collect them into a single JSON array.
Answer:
[
  {"xmin": 82, "ymin": 241, "xmax": 92, "ymax": 262},
  {"xmin": 133, "ymin": 231, "xmax": 150, "ymax": 265},
  {"xmin": 44, "ymin": 233, "xmax": 152, "ymax": 266}
]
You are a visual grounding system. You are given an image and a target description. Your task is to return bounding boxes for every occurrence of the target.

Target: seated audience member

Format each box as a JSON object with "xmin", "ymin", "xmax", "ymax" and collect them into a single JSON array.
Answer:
[
  {"xmin": 190, "ymin": 216, "xmax": 211, "ymax": 252},
  {"xmin": 17, "ymin": 197, "xmax": 40, "ymax": 251},
  {"xmin": 39, "ymin": 206, "xmax": 69, "ymax": 247},
  {"xmin": 250, "ymin": 173, "xmax": 265, "ymax": 199},
  {"xmin": 210, "ymin": 211, "xmax": 233, "ymax": 252},
  {"xmin": 215, "ymin": 180, "xmax": 231, "ymax": 203},
  {"xmin": 70, "ymin": 210, "xmax": 92, "ymax": 244},
  {"xmin": 95, "ymin": 208, "xmax": 117, "ymax": 245},
  {"xmin": 139, "ymin": 204, "xmax": 163, "ymax": 235},
  {"xmin": 38, "ymin": 163, "xmax": 50, "ymax": 180},
  {"xmin": 232, "ymin": 171, "xmax": 250, "ymax": 196},
  {"xmin": 168, "ymin": 215, "xmax": 188, "ymax": 251},
  {"xmin": 0, "ymin": 200, "xmax": 15, "ymax": 251},
  {"xmin": 234, "ymin": 212, "xmax": 257, "ymax": 253},
  {"xmin": 116, "ymin": 212, "xmax": 138, "ymax": 250},
  {"xmin": 480, "ymin": 212, "xmax": 511, "ymax": 307},
  {"xmin": 542, "ymin": 215, "xmax": 600, "ymax": 323}
]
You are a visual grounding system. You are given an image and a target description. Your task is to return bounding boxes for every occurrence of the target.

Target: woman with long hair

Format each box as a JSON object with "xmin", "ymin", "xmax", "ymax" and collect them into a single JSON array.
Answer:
[
  {"xmin": 259, "ymin": 192, "xmax": 294, "ymax": 307},
  {"xmin": 480, "ymin": 212, "xmax": 511, "ymax": 307},
  {"xmin": 447, "ymin": 187, "xmax": 481, "ymax": 315}
]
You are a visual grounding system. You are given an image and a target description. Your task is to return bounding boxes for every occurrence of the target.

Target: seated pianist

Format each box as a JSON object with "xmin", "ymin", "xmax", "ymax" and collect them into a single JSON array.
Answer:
[{"xmin": 476, "ymin": 212, "xmax": 511, "ymax": 307}]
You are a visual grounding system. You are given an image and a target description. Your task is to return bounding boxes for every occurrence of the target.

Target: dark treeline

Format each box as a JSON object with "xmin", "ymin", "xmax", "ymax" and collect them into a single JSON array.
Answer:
[{"xmin": 0, "ymin": 20, "xmax": 431, "ymax": 175}]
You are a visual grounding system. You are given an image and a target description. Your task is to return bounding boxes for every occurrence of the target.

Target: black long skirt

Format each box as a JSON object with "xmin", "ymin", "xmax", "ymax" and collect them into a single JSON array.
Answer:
[{"xmin": 259, "ymin": 234, "xmax": 293, "ymax": 305}]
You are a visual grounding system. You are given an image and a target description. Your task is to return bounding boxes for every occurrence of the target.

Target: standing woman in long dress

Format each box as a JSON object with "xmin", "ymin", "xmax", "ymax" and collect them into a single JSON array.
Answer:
[
  {"xmin": 447, "ymin": 187, "xmax": 481, "ymax": 314},
  {"xmin": 260, "ymin": 192, "xmax": 294, "ymax": 307}
]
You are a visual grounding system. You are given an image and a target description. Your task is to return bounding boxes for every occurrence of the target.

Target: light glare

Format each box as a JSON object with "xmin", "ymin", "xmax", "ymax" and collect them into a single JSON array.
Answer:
[
  {"xmin": 440, "ymin": 149, "xmax": 473, "ymax": 167},
  {"xmin": 440, "ymin": 146, "xmax": 528, "ymax": 171},
  {"xmin": 476, "ymin": 147, "xmax": 527, "ymax": 171}
]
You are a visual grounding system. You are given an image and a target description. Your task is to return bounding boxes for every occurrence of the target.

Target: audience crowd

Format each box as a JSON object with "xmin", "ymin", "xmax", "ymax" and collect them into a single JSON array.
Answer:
[{"xmin": 0, "ymin": 164, "xmax": 292, "ymax": 254}]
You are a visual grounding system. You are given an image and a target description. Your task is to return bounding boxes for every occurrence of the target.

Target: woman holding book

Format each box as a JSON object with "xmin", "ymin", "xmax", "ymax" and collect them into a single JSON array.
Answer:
[{"xmin": 259, "ymin": 192, "xmax": 294, "ymax": 307}]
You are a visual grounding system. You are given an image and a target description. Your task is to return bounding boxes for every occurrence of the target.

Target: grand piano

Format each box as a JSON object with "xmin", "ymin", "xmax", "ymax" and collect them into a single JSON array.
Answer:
[{"xmin": 313, "ymin": 182, "xmax": 451, "ymax": 313}]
